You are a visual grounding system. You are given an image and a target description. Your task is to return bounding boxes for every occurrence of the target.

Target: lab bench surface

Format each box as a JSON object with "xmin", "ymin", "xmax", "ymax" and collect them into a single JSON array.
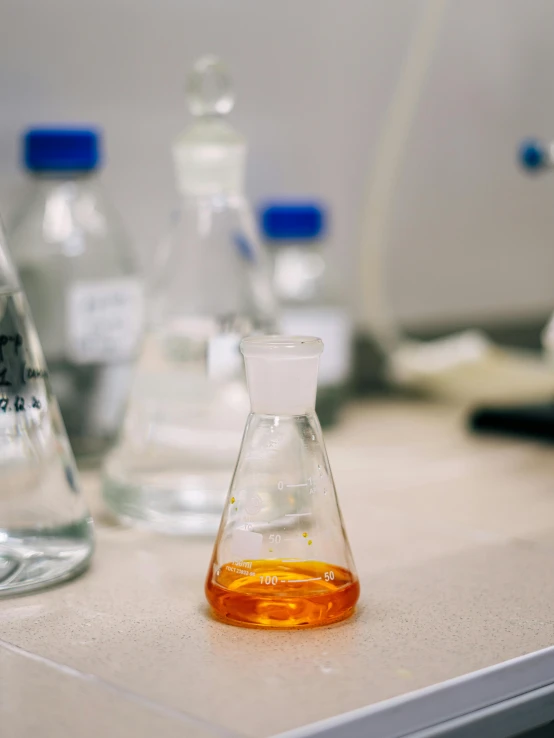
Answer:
[{"xmin": 2, "ymin": 399, "xmax": 554, "ymax": 738}]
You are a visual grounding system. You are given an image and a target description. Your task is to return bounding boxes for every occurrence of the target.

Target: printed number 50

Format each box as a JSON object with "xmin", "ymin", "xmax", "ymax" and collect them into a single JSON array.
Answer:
[
  {"xmin": 324, "ymin": 571, "xmax": 335, "ymax": 582},
  {"xmin": 269, "ymin": 534, "xmax": 281, "ymax": 544}
]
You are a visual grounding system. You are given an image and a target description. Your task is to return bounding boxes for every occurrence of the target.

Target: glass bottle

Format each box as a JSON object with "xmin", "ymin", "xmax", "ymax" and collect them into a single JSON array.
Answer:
[
  {"xmin": 8, "ymin": 127, "xmax": 143, "ymax": 460},
  {"xmin": 0, "ymin": 220, "xmax": 94, "ymax": 596},
  {"xmin": 206, "ymin": 335, "xmax": 359, "ymax": 628},
  {"xmin": 103, "ymin": 56, "xmax": 277, "ymax": 535},
  {"xmin": 262, "ymin": 203, "xmax": 353, "ymax": 426}
]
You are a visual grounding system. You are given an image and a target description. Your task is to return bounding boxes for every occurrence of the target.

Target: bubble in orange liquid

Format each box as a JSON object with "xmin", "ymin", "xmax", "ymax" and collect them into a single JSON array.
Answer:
[{"xmin": 205, "ymin": 559, "xmax": 359, "ymax": 628}]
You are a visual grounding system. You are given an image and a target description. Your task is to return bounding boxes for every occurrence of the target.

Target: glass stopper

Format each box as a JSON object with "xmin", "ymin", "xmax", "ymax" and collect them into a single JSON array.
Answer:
[{"xmin": 186, "ymin": 55, "xmax": 235, "ymax": 117}]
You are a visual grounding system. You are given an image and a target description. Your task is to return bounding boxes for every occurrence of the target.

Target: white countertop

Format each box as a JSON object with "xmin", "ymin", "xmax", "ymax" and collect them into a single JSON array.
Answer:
[{"xmin": 2, "ymin": 399, "xmax": 554, "ymax": 737}]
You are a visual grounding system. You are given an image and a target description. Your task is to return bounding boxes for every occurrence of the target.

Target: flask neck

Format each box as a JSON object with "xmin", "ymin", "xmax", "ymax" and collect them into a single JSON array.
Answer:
[
  {"xmin": 244, "ymin": 354, "xmax": 320, "ymax": 415},
  {"xmin": 172, "ymin": 119, "xmax": 246, "ymax": 198}
]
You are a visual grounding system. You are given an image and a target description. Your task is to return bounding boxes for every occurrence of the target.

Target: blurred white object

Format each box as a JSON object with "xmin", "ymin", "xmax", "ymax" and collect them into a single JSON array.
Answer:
[
  {"xmin": 390, "ymin": 330, "xmax": 554, "ymax": 404},
  {"xmin": 262, "ymin": 202, "xmax": 352, "ymax": 425}
]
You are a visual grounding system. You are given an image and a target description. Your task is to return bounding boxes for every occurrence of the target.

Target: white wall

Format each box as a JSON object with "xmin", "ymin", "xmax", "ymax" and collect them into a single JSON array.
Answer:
[{"xmin": 1, "ymin": 0, "xmax": 554, "ymax": 329}]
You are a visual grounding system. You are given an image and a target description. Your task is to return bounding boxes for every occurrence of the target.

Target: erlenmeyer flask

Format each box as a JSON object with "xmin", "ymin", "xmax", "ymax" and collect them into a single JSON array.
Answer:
[
  {"xmin": 206, "ymin": 336, "xmax": 359, "ymax": 628},
  {"xmin": 0, "ymin": 222, "xmax": 94, "ymax": 596},
  {"xmin": 103, "ymin": 56, "xmax": 277, "ymax": 535}
]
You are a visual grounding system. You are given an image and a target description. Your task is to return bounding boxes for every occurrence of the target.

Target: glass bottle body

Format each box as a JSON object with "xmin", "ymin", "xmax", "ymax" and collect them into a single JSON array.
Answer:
[
  {"xmin": 9, "ymin": 175, "xmax": 142, "ymax": 459},
  {"xmin": 272, "ymin": 242, "xmax": 352, "ymax": 426},
  {"xmin": 206, "ymin": 410, "xmax": 359, "ymax": 628},
  {"xmin": 103, "ymin": 193, "xmax": 277, "ymax": 535}
]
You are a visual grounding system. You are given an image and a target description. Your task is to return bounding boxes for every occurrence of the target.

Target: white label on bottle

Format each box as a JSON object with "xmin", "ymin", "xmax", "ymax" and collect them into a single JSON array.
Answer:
[
  {"xmin": 207, "ymin": 332, "xmax": 242, "ymax": 380},
  {"xmin": 281, "ymin": 307, "xmax": 353, "ymax": 385},
  {"xmin": 66, "ymin": 278, "xmax": 143, "ymax": 364}
]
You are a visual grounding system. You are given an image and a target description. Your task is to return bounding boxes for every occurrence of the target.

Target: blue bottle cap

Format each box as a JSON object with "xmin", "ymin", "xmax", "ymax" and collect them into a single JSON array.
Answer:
[
  {"xmin": 24, "ymin": 127, "xmax": 101, "ymax": 172},
  {"xmin": 261, "ymin": 203, "xmax": 326, "ymax": 241},
  {"xmin": 518, "ymin": 138, "xmax": 547, "ymax": 172}
]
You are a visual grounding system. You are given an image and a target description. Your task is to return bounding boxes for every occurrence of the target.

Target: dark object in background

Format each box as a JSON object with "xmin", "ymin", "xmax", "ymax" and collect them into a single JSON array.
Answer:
[
  {"xmin": 515, "ymin": 721, "xmax": 554, "ymax": 738},
  {"xmin": 466, "ymin": 139, "xmax": 554, "ymax": 442},
  {"xmin": 352, "ymin": 332, "xmax": 391, "ymax": 396},
  {"xmin": 469, "ymin": 402, "xmax": 554, "ymax": 443}
]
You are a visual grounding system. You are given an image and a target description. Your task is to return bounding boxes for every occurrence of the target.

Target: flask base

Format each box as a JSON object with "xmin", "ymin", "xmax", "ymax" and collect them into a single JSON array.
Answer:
[
  {"xmin": 206, "ymin": 560, "xmax": 359, "ymax": 628},
  {"xmin": 69, "ymin": 434, "xmax": 116, "ymax": 463},
  {"xmin": 102, "ymin": 469, "xmax": 228, "ymax": 536},
  {"xmin": 0, "ymin": 518, "xmax": 94, "ymax": 597}
]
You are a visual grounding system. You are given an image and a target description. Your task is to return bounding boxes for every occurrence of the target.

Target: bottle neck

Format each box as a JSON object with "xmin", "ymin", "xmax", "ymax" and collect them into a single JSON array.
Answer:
[
  {"xmin": 173, "ymin": 149, "xmax": 245, "ymax": 198},
  {"xmin": 270, "ymin": 240, "xmax": 323, "ymax": 253},
  {"xmin": 29, "ymin": 169, "xmax": 97, "ymax": 182},
  {"xmin": 178, "ymin": 189, "xmax": 245, "ymax": 209},
  {"xmin": 173, "ymin": 117, "xmax": 246, "ymax": 198}
]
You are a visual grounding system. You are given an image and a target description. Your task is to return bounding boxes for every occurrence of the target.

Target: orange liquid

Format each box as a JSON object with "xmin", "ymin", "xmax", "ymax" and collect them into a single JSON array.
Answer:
[{"xmin": 205, "ymin": 559, "xmax": 359, "ymax": 629}]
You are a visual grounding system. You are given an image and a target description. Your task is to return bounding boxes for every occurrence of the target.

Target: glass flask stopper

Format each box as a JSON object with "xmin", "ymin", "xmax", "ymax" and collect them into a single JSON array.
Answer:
[{"xmin": 205, "ymin": 335, "xmax": 359, "ymax": 628}]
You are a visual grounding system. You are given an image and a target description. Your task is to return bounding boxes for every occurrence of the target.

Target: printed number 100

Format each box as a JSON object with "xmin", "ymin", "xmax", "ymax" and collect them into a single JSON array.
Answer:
[{"xmin": 260, "ymin": 575, "xmax": 278, "ymax": 585}]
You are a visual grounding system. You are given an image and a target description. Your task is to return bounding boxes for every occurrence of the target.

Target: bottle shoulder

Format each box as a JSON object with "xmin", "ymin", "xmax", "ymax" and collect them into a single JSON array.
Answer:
[
  {"xmin": 272, "ymin": 244, "xmax": 341, "ymax": 306},
  {"xmin": 149, "ymin": 195, "xmax": 277, "ymax": 329},
  {"xmin": 8, "ymin": 178, "xmax": 138, "ymax": 276}
]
